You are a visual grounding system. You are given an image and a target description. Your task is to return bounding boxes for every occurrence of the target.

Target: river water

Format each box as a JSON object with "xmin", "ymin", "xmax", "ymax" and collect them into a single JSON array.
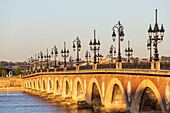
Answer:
[{"xmin": 0, "ymin": 92, "xmax": 94, "ymax": 113}]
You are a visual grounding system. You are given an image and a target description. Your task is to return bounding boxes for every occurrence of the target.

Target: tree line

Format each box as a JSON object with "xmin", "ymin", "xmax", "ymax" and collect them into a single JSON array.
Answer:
[{"xmin": 0, "ymin": 68, "xmax": 21, "ymax": 77}]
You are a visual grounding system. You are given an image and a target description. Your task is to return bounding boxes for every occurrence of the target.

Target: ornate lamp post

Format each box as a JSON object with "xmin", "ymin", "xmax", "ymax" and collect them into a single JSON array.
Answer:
[
  {"xmin": 109, "ymin": 45, "xmax": 116, "ymax": 63},
  {"xmin": 69, "ymin": 56, "xmax": 74, "ymax": 67},
  {"xmin": 44, "ymin": 49, "xmax": 51, "ymax": 69},
  {"xmin": 33, "ymin": 54, "xmax": 38, "ymax": 70},
  {"xmin": 147, "ymin": 37, "xmax": 152, "ymax": 62},
  {"xmin": 51, "ymin": 45, "xmax": 58, "ymax": 68},
  {"xmin": 112, "ymin": 21, "xmax": 125, "ymax": 62},
  {"xmin": 148, "ymin": 9, "xmax": 165, "ymax": 61},
  {"xmin": 24, "ymin": 61, "xmax": 27, "ymax": 75},
  {"xmin": 85, "ymin": 50, "xmax": 91, "ymax": 65},
  {"xmin": 61, "ymin": 42, "xmax": 69, "ymax": 67},
  {"xmin": 125, "ymin": 41, "xmax": 133, "ymax": 62},
  {"xmin": 73, "ymin": 37, "xmax": 81, "ymax": 65},
  {"xmin": 28, "ymin": 57, "xmax": 34, "ymax": 72},
  {"xmin": 97, "ymin": 52, "xmax": 103, "ymax": 63},
  {"xmin": 38, "ymin": 51, "xmax": 43, "ymax": 69},
  {"xmin": 58, "ymin": 60, "xmax": 61, "ymax": 67},
  {"xmin": 89, "ymin": 30, "xmax": 101, "ymax": 64}
]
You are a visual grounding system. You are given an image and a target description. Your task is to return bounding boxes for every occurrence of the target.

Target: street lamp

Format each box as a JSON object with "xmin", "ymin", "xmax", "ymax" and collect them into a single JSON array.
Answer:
[
  {"xmin": 28, "ymin": 56, "xmax": 34, "ymax": 72},
  {"xmin": 89, "ymin": 30, "xmax": 101, "ymax": 64},
  {"xmin": 85, "ymin": 50, "xmax": 91, "ymax": 65},
  {"xmin": 44, "ymin": 49, "xmax": 51, "ymax": 69},
  {"xmin": 148, "ymin": 9, "xmax": 165, "ymax": 61},
  {"xmin": 112, "ymin": 21, "xmax": 125, "ymax": 62},
  {"xmin": 51, "ymin": 45, "xmax": 58, "ymax": 68},
  {"xmin": 109, "ymin": 45, "xmax": 116, "ymax": 63},
  {"xmin": 34, "ymin": 54, "xmax": 38, "ymax": 70},
  {"xmin": 73, "ymin": 37, "xmax": 81, "ymax": 65},
  {"xmin": 24, "ymin": 61, "xmax": 27, "ymax": 75},
  {"xmin": 125, "ymin": 41, "xmax": 133, "ymax": 62},
  {"xmin": 38, "ymin": 51, "xmax": 43, "ymax": 69},
  {"xmin": 69, "ymin": 56, "xmax": 74, "ymax": 67},
  {"xmin": 61, "ymin": 42, "xmax": 69, "ymax": 67},
  {"xmin": 58, "ymin": 60, "xmax": 61, "ymax": 68},
  {"xmin": 147, "ymin": 37, "xmax": 152, "ymax": 62},
  {"xmin": 97, "ymin": 52, "xmax": 103, "ymax": 63}
]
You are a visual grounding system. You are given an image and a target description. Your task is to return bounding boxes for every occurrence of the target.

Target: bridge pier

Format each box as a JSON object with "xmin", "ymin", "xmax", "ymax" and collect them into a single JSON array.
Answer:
[
  {"xmin": 24, "ymin": 88, "xmax": 32, "ymax": 93},
  {"xmin": 156, "ymin": 61, "xmax": 160, "ymax": 70},
  {"xmin": 24, "ymin": 88, "xmax": 39, "ymax": 96},
  {"xmin": 151, "ymin": 61, "xmax": 160, "ymax": 70},
  {"xmin": 116, "ymin": 62, "xmax": 122, "ymax": 69}
]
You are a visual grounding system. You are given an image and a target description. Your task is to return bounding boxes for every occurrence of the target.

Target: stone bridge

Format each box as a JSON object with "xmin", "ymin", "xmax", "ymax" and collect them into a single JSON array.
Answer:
[{"xmin": 23, "ymin": 65, "xmax": 170, "ymax": 113}]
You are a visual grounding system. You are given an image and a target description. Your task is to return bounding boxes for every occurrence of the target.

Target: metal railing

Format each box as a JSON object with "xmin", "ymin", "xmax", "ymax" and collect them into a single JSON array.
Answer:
[
  {"xmin": 160, "ymin": 62, "xmax": 170, "ymax": 70},
  {"xmin": 79, "ymin": 65, "xmax": 93, "ymax": 70},
  {"xmin": 23, "ymin": 61, "xmax": 170, "ymax": 76},
  {"xmin": 97, "ymin": 63, "xmax": 116, "ymax": 69},
  {"xmin": 122, "ymin": 62, "xmax": 151, "ymax": 69},
  {"xmin": 56, "ymin": 68, "xmax": 64, "ymax": 71},
  {"xmin": 36, "ymin": 69, "xmax": 41, "ymax": 73},
  {"xmin": 49, "ymin": 69, "xmax": 54, "ymax": 72},
  {"xmin": 66, "ymin": 67, "xmax": 76, "ymax": 71}
]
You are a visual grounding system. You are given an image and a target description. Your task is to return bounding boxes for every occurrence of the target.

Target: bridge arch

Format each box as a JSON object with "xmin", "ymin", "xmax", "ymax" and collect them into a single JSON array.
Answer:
[
  {"xmin": 30, "ymin": 79, "xmax": 33, "ymax": 89},
  {"xmin": 29, "ymin": 80, "xmax": 31, "ymax": 89},
  {"xmin": 47, "ymin": 77, "xmax": 53, "ymax": 93},
  {"xmin": 73, "ymin": 77, "xmax": 85, "ymax": 100},
  {"xmin": 27, "ymin": 80, "xmax": 30, "ymax": 88},
  {"xmin": 33, "ymin": 79, "xmax": 36, "ymax": 90},
  {"xmin": 25, "ymin": 80, "xmax": 28, "ymax": 89},
  {"xmin": 54, "ymin": 77, "xmax": 60, "ymax": 96},
  {"xmin": 30, "ymin": 80, "xmax": 32, "ymax": 89},
  {"xmin": 62, "ymin": 77, "xmax": 71, "ymax": 98},
  {"xmin": 104, "ymin": 77, "xmax": 128, "ymax": 112},
  {"xmin": 131, "ymin": 79, "xmax": 166, "ymax": 113},
  {"xmin": 41, "ymin": 77, "xmax": 46, "ymax": 91},
  {"xmin": 87, "ymin": 77, "xmax": 103, "ymax": 107},
  {"xmin": 36, "ymin": 78, "xmax": 41, "ymax": 90},
  {"xmin": 31, "ymin": 80, "xmax": 33, "ymax": 89}
]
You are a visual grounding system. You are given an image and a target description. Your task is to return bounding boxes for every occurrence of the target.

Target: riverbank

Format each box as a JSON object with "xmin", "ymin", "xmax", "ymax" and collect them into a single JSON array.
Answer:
[
  {"xmin": 0, "ymin": 76, "xmax": 23, "ymax": 92},
  {"xmin": 0, "ymin": 87, "xmax": 23, "ymax": 92}
]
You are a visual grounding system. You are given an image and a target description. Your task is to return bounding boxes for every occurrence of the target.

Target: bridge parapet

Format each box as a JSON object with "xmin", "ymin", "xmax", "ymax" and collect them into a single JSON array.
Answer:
[
  {"xmin": 23, "ymin": 69, "xmax": 170, "ymax": 79},
  {"xmin": 23, "ymin": 61, "xmax": 170, "ymax": 76}
]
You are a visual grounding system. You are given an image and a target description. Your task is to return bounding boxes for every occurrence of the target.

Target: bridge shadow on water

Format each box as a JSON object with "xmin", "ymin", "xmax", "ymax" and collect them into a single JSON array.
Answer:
[
  {"xmin": 24, "ymin": 92, "xmax": 95, "ymax": 113},
  {"xmin": 26, "ymin": 91, "xmax": 132, "ymax": 113}
]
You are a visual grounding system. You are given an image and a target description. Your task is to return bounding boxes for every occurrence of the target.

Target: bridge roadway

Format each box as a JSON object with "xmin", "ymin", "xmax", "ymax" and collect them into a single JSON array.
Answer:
[{"xmin": 23, "ymin": 66, "xmax": 170, "ymax": 113}]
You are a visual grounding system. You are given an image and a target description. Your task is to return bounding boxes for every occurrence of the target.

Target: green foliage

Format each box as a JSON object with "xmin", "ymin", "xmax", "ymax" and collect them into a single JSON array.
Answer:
[
  {"xmin": 13, "ymin": 68, "xmax": 21, "ymax": 75},
  {"xmin": 0, "ymin": 68, "xmax": 7, "ymax": 77}
]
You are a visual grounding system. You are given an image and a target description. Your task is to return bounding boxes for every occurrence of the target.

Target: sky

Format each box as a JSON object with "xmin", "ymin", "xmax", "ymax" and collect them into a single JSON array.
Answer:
[{"xmin": 0, "ymin": 0, "xmax": 170, "ymax": 62}]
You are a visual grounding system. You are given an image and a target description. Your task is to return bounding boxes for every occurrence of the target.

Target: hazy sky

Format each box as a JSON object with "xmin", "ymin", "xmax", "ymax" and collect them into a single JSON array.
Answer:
[{"xmin": 0, "ymin": 0, "xmax": 170, "ymax": 62}]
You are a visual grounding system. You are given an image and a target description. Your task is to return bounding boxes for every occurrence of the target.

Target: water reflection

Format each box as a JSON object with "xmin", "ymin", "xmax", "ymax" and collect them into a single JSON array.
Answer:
[{"xmin": 0, "ymin": 92, "xmax": 94, "ymax": 113}]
